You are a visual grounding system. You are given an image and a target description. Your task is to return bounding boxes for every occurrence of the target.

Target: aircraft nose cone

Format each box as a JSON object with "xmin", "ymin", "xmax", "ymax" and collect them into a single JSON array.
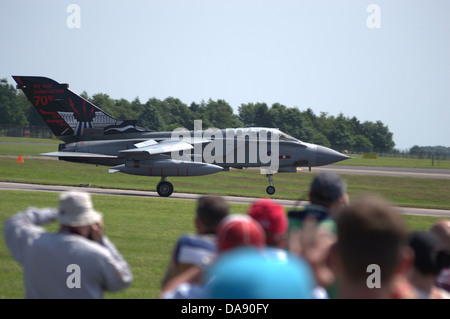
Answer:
[{"xmin": 315, "ymin": 145, "xmax": 349, "ymax": 166}]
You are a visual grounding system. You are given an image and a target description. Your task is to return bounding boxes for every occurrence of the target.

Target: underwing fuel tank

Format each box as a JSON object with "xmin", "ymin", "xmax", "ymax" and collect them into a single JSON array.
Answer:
[{"xmin": 109, "ymin": 160, "xmax": 223, "ymax": 177}]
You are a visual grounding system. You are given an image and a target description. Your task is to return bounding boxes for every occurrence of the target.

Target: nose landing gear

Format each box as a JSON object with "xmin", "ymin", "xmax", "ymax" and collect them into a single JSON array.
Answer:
[{"xmin": 265, "ymin": 174, "xmax": 275, "ymax": 195}]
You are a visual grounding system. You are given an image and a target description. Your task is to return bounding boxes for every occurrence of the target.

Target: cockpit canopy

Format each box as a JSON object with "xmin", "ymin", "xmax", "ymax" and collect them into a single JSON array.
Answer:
[{"xmin": 232, "ymin": 127, "xmax": 301, "ymax": 143}]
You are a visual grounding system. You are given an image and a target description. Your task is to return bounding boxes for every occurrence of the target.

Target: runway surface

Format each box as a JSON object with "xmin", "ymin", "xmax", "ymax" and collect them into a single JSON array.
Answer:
[
  {"xmin": 1, "ymin": 181, "xmax": 449, "ymax": 218},
  {"xmin": 311, "ymin": 165, "xmax": 450, "ymax": 179}
]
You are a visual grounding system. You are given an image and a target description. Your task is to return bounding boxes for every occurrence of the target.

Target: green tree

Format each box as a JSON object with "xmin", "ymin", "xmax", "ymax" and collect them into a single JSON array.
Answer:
[
  {"xmin": 297, "ymin": 109, "xmax": 319, "ymax": 142},
  {"xmin": 349, "ymin": 116, "xmax": 363, "ymax": 136},
  {"xmin": 0, "ymin": 79, "xmax": 27, "ymax": 125},
  {"xmin": 238, "ymin": 102, "xmax": 270, "ymax": 127},
  {"xmin": 80, "ymin": 90, "xmax": 91, "ymax": 101},
  {"xmin": 164, "ymin": 97, "xmax": 194, "ymax": 130},
  {"xmin": 138, "ymin": 99, "xmax": 165, "ymax": 131},
  {"xmin": 16, "ymin": 91, "xmax": 44, "ymax": 126},
  {"xmin": 113, "ymin": 98, "xmax": 133, "ymax": 119},
  {"xmin": 189, "ymin": 100, "xmax": 213, "ymax": 128},
  {"xmin": 268, "ymin": 105, "xmax": 323, "ymax": 143},
  {"xmin": 315, "ymin": 112, "xmax": 335, "ymax": 141},
  {"xmin": 328, "ymin": 113, "xmax": 354, "ymax": 151},
  {"xmin": 130, "ymin": 97, "xmax": 144, "ymax": 116},
  {"xmin": 204, "ymin": 99, "xmax": 242, "ymax": 129},
  {"xmin": 361, "ymin": 120, "xmax": 395, "ymax": 152},
  {"xmin": 303, "ymin": 108, "xmax": 318, "ymax": 127},
  {"xmin": 90, "ymin": 93, "xmax": 117, "ymax": 117},
  {"xmin": 409, "ymin": 145, "xmax": 422, "ymax": 155},
  {"xmin": 310, "ymin": 131, "xmax": 330, "ymax": 147},
  {"xmin": 267, "ymin": 103, "xmax": 287, "ymax": 131},
  {"xmin": 353, "ymin": 135, "xmax": 373, "ymax": 152}
]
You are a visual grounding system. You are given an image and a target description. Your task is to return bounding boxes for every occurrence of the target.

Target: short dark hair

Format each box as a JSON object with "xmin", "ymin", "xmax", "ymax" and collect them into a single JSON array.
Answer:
[
  {"xmin": 309, "ymin": 172, "xmax": 346, "ymax": 208},
  {"xmin": 196, "ymin": 195, "xmax": 229, "ymax": 232},
  {"xmin": 335, "ymin": 196, "xmax": 408, "ymax": 284},
  {"xmin": 409, "ymin": 231, "xmax": 448, "ymax": 275}
]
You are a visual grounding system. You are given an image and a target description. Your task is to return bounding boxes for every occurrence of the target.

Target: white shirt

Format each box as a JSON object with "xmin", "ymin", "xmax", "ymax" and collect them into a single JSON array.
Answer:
[{"xmin": 3, "ymin": 207, "xmax": 133, "ymax": 298}]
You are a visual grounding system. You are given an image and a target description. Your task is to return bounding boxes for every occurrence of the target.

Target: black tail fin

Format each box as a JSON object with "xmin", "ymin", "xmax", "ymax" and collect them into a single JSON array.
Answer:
[{"xmin": 12, "ymin": 76, "xmax": 146, "ymax": 141}]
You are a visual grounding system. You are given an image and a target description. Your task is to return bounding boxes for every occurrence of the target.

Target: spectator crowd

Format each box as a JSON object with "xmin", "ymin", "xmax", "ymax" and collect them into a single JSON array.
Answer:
[{"xmin": 4, "ymin": 172, "xmax": 450, "ymax": 299}]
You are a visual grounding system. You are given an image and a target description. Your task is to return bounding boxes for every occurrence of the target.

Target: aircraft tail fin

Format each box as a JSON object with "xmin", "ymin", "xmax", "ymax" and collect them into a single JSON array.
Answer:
[{"xmin": 12, "ymin": 76, "xmax": 146, "ymax": 141}]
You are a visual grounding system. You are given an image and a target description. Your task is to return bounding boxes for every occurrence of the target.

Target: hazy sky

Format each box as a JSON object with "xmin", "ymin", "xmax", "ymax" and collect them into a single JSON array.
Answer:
[{"xmin": 1, "ymin": 0, "xmax": 449, "ymax": 150}]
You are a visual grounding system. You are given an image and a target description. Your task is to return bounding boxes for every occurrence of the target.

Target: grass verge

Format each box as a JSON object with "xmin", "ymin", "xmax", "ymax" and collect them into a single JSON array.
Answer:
[{"xmin": 1, "ymin": 157, "xmax": 449, "ymax": 209}]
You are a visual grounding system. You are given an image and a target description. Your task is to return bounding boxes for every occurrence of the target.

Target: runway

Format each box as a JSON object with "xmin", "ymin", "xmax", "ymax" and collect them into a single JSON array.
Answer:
[
  {"xmin": 1, "ymin": 181, "xmax": 449, "ymax": 218},
  {"xmin": 311, "ymin": 165, "xmax": 450, "ymax": 179}
]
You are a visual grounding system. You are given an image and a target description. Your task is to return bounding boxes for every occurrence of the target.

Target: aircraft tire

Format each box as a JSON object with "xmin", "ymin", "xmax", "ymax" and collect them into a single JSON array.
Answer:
[
  {"xmin": 266, "ymin": 186, "xmax": 275, "ymax": 195},
  {"xmin": 157, "ymin": 181, "xmax": 174, "ymax": 197}
]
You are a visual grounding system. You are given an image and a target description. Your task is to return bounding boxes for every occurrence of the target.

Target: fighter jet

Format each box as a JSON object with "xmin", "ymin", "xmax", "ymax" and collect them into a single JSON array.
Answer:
[{"xmin": 13, "ymin": 76, "xmax": 349, "ymax": 197}]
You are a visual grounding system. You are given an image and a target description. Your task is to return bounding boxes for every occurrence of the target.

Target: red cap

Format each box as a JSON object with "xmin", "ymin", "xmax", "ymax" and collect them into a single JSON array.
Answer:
[
  {"xmin": 217, "ymin": 214, "xmax": 266, "ymax": 252},
  {"xmin": 248, "ymin": 198, "xmax": 287, "ymax": 246}
]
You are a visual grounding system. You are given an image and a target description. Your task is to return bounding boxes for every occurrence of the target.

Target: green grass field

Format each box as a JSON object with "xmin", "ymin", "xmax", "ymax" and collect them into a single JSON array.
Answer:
[{"xmin": 1, "ymin": 137, "xmax": 449, "ymax": 298}]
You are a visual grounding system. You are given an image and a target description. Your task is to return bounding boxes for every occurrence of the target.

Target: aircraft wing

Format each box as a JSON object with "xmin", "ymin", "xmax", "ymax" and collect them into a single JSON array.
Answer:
[
  {"xmin": 41, "ymin": 152, "xmax": 118, "ymax": 158},
  {"xmin": 120, "ymin": 138, "xmax": 210, "ymax": 156},
  {"xmin": 41, "ymin": 138, "xmax": 210, "ymax": 159}
]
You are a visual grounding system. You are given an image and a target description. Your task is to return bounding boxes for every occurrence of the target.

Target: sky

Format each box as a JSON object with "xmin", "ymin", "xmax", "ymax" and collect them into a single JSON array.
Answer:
[{"xmin": 1, "ymin": 0, "xmax": 449, "ymax": 150}]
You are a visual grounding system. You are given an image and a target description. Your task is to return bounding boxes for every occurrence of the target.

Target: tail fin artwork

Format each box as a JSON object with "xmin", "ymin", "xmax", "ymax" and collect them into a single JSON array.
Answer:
[{"xmin": 12, "ymin": 76, "xmax": 147, "ymax": 142}]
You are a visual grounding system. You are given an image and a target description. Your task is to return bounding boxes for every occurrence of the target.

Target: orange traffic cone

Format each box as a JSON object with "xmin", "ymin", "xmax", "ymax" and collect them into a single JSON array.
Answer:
[{"xmin": 16, "ymin": 155, "xmax": 24, "ymax": 163}]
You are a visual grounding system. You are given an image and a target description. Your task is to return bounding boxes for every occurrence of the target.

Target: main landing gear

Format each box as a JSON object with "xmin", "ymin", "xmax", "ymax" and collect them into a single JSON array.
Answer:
[
  {"xmin": 157, "ymin": 177, "xmax": 174, "ymax": 197},
  {"xmin": 157, "ymin": 175, "xmax": 276, "ymax": 197},
  {"xmin": 265, "ymin": 174, "xmax": 275, "ymax": 195},
  {"xmin": 157, "ymin": 177, "xmax": 276, "ymax": 197}
]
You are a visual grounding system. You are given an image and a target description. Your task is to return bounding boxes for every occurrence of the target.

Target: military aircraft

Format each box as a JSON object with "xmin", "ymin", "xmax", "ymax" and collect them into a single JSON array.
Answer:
[{"xmin": 13, "ymin": 76, "xmax": 349, "ymax": 197}]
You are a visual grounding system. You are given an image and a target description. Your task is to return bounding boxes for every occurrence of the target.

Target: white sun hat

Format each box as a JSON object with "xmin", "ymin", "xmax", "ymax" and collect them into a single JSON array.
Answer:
[{"xmin": 56, "ymin": 191, "xmax": 103, "ymax": 227}]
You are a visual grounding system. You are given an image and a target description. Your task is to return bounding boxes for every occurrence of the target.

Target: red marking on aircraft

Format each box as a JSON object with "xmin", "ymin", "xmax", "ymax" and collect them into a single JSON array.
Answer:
[
  {"xmin": 68, "ymin": 98, "xmax": 81, "ymax": 116},
  {"xmin": 39, "ymin": 109, "xmax": 56, "ymax": 115}
]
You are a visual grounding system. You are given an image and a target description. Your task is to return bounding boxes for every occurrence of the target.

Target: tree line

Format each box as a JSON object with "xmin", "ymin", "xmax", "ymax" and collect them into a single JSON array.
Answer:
[{"xmin": 0, "ymin": 77, "xmax": 406, "ymax": 153}]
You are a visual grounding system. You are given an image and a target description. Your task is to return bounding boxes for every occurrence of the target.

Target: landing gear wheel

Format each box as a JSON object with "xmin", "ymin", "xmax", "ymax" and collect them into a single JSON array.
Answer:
[
  {"xmin": 157, "ymin": 181, "xmax": 174, "ymax": 197},
  {"xmin": 265, "ymin": 173, "xmax": 275, "ymax": 195},
  {"xmin": 266, "ymin": 185, "xmax": 276, "ymax": 195}
]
